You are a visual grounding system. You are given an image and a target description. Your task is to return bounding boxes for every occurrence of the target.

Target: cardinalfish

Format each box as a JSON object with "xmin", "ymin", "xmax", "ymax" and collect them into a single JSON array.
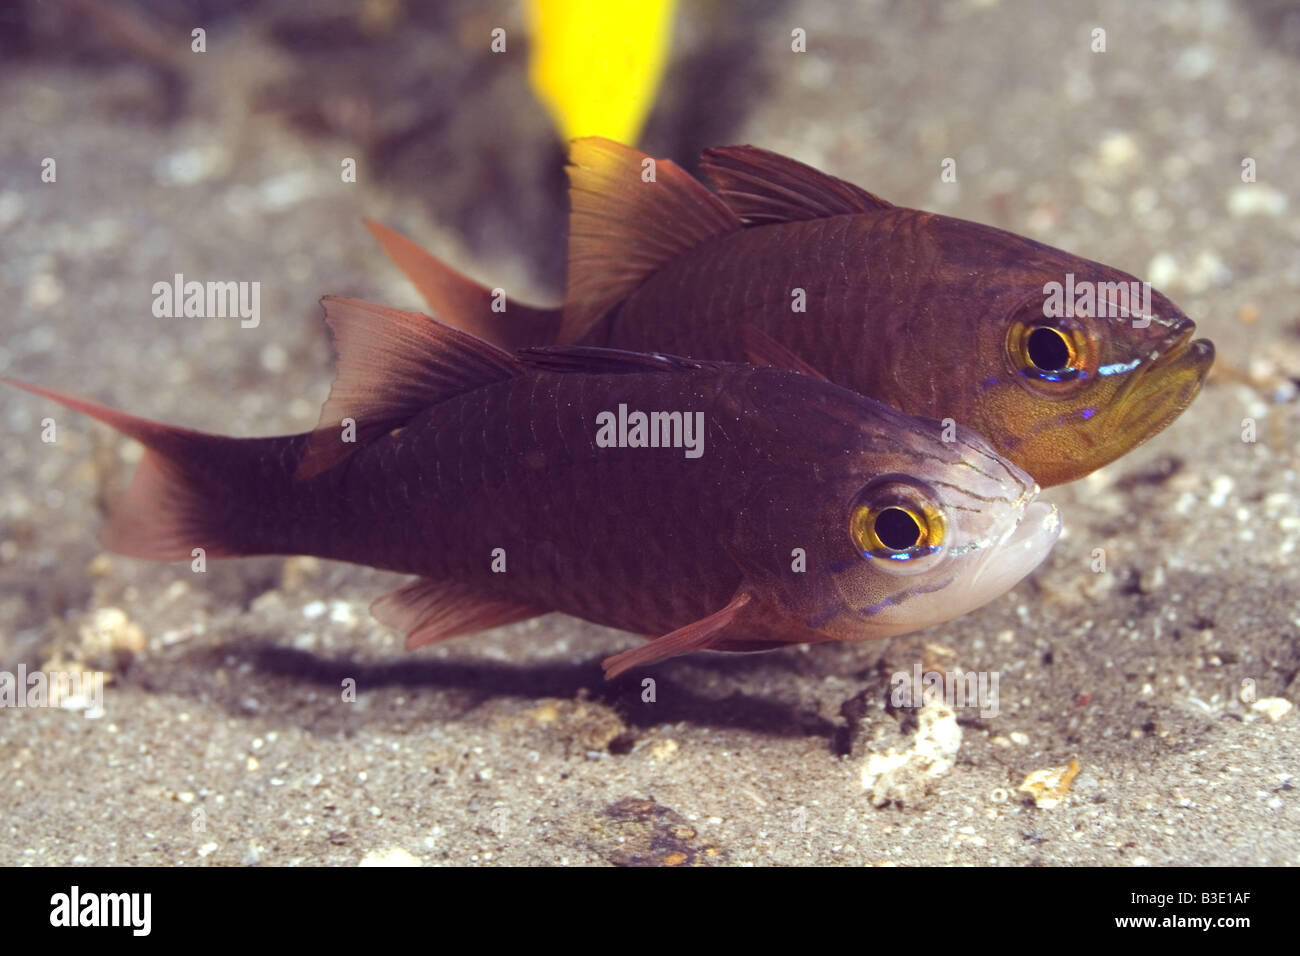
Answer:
[
  {"xmin": 6, "ymin": 301, "xmax": 1059, "ymax": 678},
  {"xmin": 366, "ymin": 139, "xmax": 1214, "ymax": 487}
]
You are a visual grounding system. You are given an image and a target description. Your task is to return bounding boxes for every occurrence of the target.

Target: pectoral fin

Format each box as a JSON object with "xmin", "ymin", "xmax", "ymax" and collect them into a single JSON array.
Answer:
[
  {"xmin": 602, "ymin": 591, "xmax": 753, "ymax": 679},
  {"xmin": 372, "ymin": 578, "xmax": 549, "ymax": 649}
]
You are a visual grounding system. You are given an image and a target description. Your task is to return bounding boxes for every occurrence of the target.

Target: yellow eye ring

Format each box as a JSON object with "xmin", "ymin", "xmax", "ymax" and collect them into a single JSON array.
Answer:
[{"xmin": 850, "ymin": 496, "xmax": 947, "ymax": 561}]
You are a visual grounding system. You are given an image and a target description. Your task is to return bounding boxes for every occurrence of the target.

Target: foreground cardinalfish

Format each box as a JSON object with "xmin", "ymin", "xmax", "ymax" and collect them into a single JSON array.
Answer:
[
  {"xmin": 6, "ymin": 300, "xmax": 1060, "ymax": 678},
  {"xmin": 367, "ymin": 139, "xmax": 1214, "ymax": 488}
]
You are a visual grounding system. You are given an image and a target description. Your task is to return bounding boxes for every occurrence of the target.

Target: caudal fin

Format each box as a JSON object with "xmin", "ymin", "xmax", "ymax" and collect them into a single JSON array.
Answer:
[
  {"xmin": 5, "ymin": 379, "xmax": 276, "ymax": 562},
  {"xmin": 363, "ymin": 219, "xmax": 561, "ymax": 351}
]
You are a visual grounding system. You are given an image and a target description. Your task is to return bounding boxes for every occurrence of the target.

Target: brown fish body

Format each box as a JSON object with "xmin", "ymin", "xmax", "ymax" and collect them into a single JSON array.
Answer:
[
  {"xmin": 594, "ymin": 213, "xmax": 941, "ymax": 407},
  {"xmin": 594, "ymin": 208, "xmax": 1202, "ymax": 475},
  {"xmin": 367, "ymin": 139, "xmax": 1214, "ymax": 487},
  {"xmin": 8, "ymin": 298, "xmax": 1059, "ymax": 676},
  {"xmin": 162, "ymin": 368, "xmax": 749, "ymax": 636},
  {"xmin": 184, "ymin": 356, "xmax": 1005, "ymax": 639}
]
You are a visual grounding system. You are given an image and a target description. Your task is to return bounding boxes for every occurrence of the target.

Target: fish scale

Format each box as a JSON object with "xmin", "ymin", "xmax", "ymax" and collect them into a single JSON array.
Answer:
[
  {"xmin": 353, "ymin": 368, "xmax": 751, "ymax": 632},
  {"xmin": 611, "ymin": 219, "xmax": 867, "ymax": 377},
  {"xmin": 164, "ymin": 370, "xmax": 735, "ymax": 632}
]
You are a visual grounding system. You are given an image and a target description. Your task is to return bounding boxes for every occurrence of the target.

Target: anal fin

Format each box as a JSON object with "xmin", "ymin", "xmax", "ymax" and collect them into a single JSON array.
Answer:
[
  {"xmin": 371, "ymin": 578, "xmax": 549, "ymax": 649},
  {"xmin": 602, "ymin": 591, "xmax": 753, "ymax": 679}
]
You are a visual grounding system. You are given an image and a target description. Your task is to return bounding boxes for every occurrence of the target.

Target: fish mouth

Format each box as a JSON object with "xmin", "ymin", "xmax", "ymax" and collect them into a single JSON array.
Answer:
[
  {"xmin": 967, "ymin": 499, "xmax": 1061, "ymax": 593},
  {"xmin": 917, "ymin": 499, "xmax": 1060, "ymax": 629},
  {"xmin": 1116, "ymin": 326, "xmax": 1215, "ymax": 438},
  {"xmin": 1147, "ymin": 318, "xmax": 1211, "ymax": 373},
  {"xmin": 1036, "ymin": 324, "xmax": 1213, "ymax": 486}
]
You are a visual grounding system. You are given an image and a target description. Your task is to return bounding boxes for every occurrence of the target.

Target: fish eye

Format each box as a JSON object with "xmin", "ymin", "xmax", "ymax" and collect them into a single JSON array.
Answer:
[
  {"xmin": 1026, "ymin": 326, "xmax": 1074, "ymax": 373},
  {"xmin": 1006, "ymin": 319, "xmax": 1093, "ymax": 389},
  {"xmin": 849, "ymin": 478, "xmax": 947, "ymax": 567}
]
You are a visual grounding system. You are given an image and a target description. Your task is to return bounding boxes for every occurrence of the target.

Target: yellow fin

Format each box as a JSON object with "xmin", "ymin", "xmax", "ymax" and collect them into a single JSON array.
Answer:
[
  {"xmin": 526, "ymin": 0, "xmax": 678, "ymax": 144},
  {"xmin": 562, "ymin": 137, "xmax": 741, "ymax": 344}
]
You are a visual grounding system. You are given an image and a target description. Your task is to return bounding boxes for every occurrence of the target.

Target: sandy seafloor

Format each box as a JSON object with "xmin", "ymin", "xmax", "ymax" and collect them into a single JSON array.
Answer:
[{"xmin": 1, "ymin": 0, "xmax": 1298, "ymax": 866}]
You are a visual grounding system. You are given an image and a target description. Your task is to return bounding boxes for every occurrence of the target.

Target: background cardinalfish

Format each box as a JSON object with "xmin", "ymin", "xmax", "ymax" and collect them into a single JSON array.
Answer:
[
  {"xmin": 6, "ymin": 301, "xmax": 1060, "ymax": 678},
  {"xmin": 366, "ymin": 139, "xmax": 1214, "ymax": 488}
]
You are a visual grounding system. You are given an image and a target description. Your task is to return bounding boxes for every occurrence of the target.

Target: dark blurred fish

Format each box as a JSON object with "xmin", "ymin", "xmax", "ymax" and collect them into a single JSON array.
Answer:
[
  {"xmin": 6, "ymin": 300, "xmax": 1058, "ymax": 677},
  {"xmin": 367, "ymin": 139, "xmax": 1213, "ymax": 487}
]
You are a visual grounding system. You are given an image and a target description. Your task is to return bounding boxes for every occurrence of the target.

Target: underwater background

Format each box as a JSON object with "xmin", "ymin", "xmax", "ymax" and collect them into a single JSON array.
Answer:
[{"xmin": 0, "ymin": 0, "xmax": 1297, "ymax": 865}]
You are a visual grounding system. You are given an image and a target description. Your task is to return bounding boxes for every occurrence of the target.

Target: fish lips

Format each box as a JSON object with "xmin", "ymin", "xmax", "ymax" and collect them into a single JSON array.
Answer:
[
  {"xmin": 964, "ymin": 499, "xmax": 1062, "ymax": 597},
  {"xmin": 1117, "ymin": 323, "xmax": 1215, "ymax": 437}
]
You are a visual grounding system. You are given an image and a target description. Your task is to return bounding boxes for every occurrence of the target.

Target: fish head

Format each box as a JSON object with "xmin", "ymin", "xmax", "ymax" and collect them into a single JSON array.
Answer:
[
  {"xmin": 917, "ymin": 218, "xmax": 1214, "ymax": 486},
  {"xmin": 987, "ymin": 277, "xmax": 1213, "ymax": 487},
  {"xmin": 729, "ymin": 378, "xmax": 1061, "ymax": 643}
]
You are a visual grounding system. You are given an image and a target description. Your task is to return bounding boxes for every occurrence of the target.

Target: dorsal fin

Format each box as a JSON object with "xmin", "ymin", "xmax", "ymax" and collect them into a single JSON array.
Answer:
[
  {"xmin": 362, "ymin": 219, "xmax": 562, "ymax": 351},
  {"xmin": 561, "ymin": 137, "xmax": 742, "ymax": 345},
  {"xmin": 699, "ymin": 145, "xmax": 892, "ymax": 225},
  {"xmin": 739, "ymin": 326, "xmax": 829, "ymax": 381},
  {"xmin": 297, "ymin": 297, "xmax": 521, "ymax": 479},
  {"xmin": 517, "ymin": 345, "xmax": 723, "ymax": 376}
]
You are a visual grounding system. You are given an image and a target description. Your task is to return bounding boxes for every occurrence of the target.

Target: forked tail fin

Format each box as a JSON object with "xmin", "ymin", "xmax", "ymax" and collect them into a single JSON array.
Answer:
[{"xmin": 4, "ymin": 379, "xmax": 304, "ymax": 562}]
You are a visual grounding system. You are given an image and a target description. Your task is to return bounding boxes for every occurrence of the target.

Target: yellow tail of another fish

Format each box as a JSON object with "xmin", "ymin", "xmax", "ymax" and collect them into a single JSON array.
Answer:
[{"xmin": 526, "ymin": 0, "xmax": 677, "ymax": 144}]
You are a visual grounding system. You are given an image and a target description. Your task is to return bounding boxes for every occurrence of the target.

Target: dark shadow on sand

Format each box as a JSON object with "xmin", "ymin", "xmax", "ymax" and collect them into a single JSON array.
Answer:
[{"xmin": 133, "ymin": 637, "xmax": 843, "ymax": 747}]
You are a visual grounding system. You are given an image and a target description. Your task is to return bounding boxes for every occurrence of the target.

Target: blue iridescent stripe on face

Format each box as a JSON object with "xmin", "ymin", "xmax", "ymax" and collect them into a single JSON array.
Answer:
[
  {"xmin": 1098, "ymin": 358, "xmax": 1141, "ymax": 377},
  {"xmin": 866, "ymin": 544, "xmax": 942, "ymax": 562},
  {"xmin": 854, "ymin": 576, "xmax": 950, "ymax": 618},
  {"xmin": 829, "ymin": 542, "xmax": 944, "ymax": 574},
  {"xmin": 1020, "ymin": 368, "xmax": 1089, "ymax": 383}
]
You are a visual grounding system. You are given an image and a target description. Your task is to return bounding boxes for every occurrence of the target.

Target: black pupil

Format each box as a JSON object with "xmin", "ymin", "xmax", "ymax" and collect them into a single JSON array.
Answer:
[
  {"xmin": 1027, "ymin": 326, "xmax": 1071, "ymax": 372},
  {"xmin": 875, "ymin": 508, "xmax": 922, "ymax": 551}
]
